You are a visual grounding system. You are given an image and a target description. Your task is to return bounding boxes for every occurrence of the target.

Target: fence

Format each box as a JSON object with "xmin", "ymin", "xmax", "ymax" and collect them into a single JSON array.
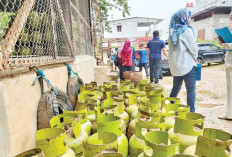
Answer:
[{"xmin": 0, "ymin": 0, "xmax": 93, "ymax": 72}]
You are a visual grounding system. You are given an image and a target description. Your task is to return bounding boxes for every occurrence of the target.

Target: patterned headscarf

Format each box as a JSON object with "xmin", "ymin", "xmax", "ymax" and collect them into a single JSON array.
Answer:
[{"xmin": 169, "ymin": 8, "xmax": 194, "ymax": 48}]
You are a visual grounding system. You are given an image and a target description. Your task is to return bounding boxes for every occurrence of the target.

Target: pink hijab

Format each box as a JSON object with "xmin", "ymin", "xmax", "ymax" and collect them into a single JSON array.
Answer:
[{"xmin": 121, "ymin": 40, "xmax": 133, "ymax": 66}]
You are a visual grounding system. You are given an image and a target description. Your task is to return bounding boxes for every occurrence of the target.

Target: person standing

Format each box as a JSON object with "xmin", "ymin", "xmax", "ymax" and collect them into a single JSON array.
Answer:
[
  {"xmin": 117, "ymin": 45, "xmax": 124, "ymax": 80},
  {"xmin": 131, "ymin": 46, "xmax": 136, "ymax": 71},
  {"xmin": 121, "ymin": 40, "xmax": 133, "ymax": 74},
  {"xmin": 169, "ymin": 8, "xmax": 198, "ymax": 112},
  {"xmin": 218, "ymin": 12, "xmax": 232, "ymax": 120},
  {"xmin": 147, "ymin": 31, "xmax": 168, "ymax": 84},
  {"xmin": 138, "ymin": 43, "xmax": 149, "ymax": 78},
  {"xmin": 110, "ymin": 51, "xmax": 115, "ymax": 71}
]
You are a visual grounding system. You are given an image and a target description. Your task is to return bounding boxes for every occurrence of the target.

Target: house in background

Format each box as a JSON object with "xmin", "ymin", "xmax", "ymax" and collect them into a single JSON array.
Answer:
[
  {"xmin": 103, "ymin": 17, "xmax": 163, "ymax": 47},
  {"xmin": 191, "ymin": 0, "xmax": 232, "ymax": 41}
]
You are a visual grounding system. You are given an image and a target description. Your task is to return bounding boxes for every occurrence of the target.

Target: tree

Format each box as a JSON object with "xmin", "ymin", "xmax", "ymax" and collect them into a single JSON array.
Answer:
[
  {"xmin": 91, "ymin": 0, "xmax": 130, "ymax": 58},
  {"xmin": 97, "ymin": 0, "xmax": 130, "ymax": 32}
]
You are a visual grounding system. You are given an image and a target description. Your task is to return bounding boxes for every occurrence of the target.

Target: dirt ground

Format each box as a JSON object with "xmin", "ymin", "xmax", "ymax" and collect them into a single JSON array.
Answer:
[{"xmin": 159, "ymin": 63, "xmax": 232, "ymax": 134}]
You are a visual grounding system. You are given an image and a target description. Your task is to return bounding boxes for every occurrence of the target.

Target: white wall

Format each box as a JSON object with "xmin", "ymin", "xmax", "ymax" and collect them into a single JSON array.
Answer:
[
  {"xmin": 191, "ymin": 14, "xmax": 230, "ymax": 41},
  {"xmin": 104, "ymin": 19, "xmax": 156, "ymax": 39},
  {"xmin": 194, "ymin": 0, "xmax": 232, "ymax": 13}
]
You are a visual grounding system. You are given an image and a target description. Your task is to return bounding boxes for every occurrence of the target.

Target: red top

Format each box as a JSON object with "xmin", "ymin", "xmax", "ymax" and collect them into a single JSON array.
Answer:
[{"xmin": 121, "ymin": 40, "xmax": 132, "ymax": 66}]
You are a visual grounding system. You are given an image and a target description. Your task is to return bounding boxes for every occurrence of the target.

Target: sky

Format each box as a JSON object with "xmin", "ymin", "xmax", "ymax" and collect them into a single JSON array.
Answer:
[{"xmin": 109, "ymin": 0, "xmax": 196, "ymax": 40}]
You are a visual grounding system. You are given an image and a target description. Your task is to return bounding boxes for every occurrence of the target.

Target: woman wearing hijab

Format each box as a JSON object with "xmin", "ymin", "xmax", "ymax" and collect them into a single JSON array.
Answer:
[
  {"xmin": 168, "ymin": 8, "xmax": 198, "ymax": 112},
  {"xmin": 121, "ymin": 40, "xmax": 133, "ymax": 74}
]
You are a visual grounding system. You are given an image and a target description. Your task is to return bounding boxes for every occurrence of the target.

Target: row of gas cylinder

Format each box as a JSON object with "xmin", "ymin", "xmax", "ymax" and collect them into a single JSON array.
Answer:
[{"xmin": 15, "ymin": 79, "xmax": 232, "ymax": 157}]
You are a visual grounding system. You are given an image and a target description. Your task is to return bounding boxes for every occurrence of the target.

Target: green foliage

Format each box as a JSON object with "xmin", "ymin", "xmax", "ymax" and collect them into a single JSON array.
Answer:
[
  {"xmin": 196, "ymin": 38, "xmax": 222, "ymax": 48},
  {"xmin": 96, "ymin": 0, "xmax": 130, "ymax": 32}
]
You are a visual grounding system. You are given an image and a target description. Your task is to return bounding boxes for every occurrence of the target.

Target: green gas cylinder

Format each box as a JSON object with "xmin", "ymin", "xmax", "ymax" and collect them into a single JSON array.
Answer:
[
  {"xmin": 130, "ymin": 92, "xmax": 162, "ymax": 120},
  {"xmin": 77, "ymin": 95, "xmax": 100, "ymax": 125},
  {"xmin": 50, "ymin": 113, "xmax": 88, "ymax": 156},
  {"xmin": 15, "ymin": 148, "xmax": 44, "ymax": 157},
  {"xmin": 145, "ymin": 84, "xmax": 164, "ymax": 96},
  {"xmin": 138, "ymin": 131, "xmax": 179, "ymax": 157},
  {"xmin": 125, "ymin": 92, "xmax": 147, "ymax": 118},
  {"xmin": 161, "ymin": 97, "xmax": 181, "ymax": 117},
  {"xmin": 107, "ymin": 97, "xmax": 129, "ymax": 125},
  {"xmin": 83, "ymin": 132, "xmax": 118, "ymax": 157},
  {"xmin": 127, "ymin": 100, "xmax": 162, "ymax": 139},
  {"xmin": 36, "ymin": 128, "xmax": 75, "ymax": 157},
  {"xmin": 87, "ymin": 114, "xmax": 128, "ymax": 157},
  {"xmin": 129, "ymin": 118, "xmax": 166, "ymax": 157},
  {"xmin": 95, "ymin": 152, "xmax": 123, "ymax": 157},
  {"xmin": 167, "ymin": 154, "xmax": 195, "ymax": 157},
  {"xmin": 168, "ymin": 112, "xmax": 205, "ymax": 153},
  {"xmin": 164, "ymin": 104, "xmax": 190, "ymax": 131},
  {"xmin": 119, "ymin": 81, "xmax": 134, "ymax": 93},
  {"xmin": 184, "ymin": 128, "xmax": 232, "ymax": 157},
  {"xmin": 106, "ymin": 91, "xmax": 124, "ymax": 99},
  {"xmin": 66, "ymin": 109, "xmax": 92, "ymax": 135},
  {"xmin": 92, "ymin": 100, "xmax": 128, "ymax": 134},
  {"xmin": 136, "ymin": 80, "xmax": 148, "ymax": 91}
]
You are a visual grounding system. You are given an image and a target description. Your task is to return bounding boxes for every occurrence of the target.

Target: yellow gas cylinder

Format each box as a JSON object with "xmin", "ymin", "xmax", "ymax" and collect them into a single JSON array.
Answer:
[
  {"xmin": 83, "ymin": 132, "xmax": 118, "ymax": 157},
  {"xmin": 90, "ymin": 81, "xmax": 98, "ymax": 87},
  {"xmin": 184, "ymin": 128, "xmax": 232, "ymax": 157},
  {"xmin": 84, "ymin": 83, "xmax": 93, "ymax": 90},
  {"xmin": 87, "ymin": 114, "xmax": 128, "ymax": 157},
  {"xmin": 119, "ymin": 80, "xmax": 134, "ymax": 93},
  {"xmin": 130, "ymin": 91, "xmax": 162, "ymax": 120},
  {"xmin": 71, "ymin": 109, "xmax": 92, "ymax": 135},
  {"xmin": 145, "ymin": 84, "xmax": 164, "ymax": 96},
  {"xmin": 161, "ymin": 97, "xmax": 181, "ymax": 117},
  {"xmin": 122, "ymin": 90, "xmax": 131, "ymax": 107},
  {"xmin": 94, "ymin": 151, "xmax": 123, "ymax": 157},
  {"xmin": 138, "ymin": 131, "xmax": 179, "ymax": 157},
  {"xmin": 161, "ymin": 97, "xmax": 190, "ymax": 131},
  {"xmin": 164, "ymin": 104, "xmax": 190, "ymax": 131},
  {"xmin": 125, "ymin": 92, "xmax": 147, "ymax": 118},
  {"xmin": 15, "ymin": 148, "xmax": 44, "ymax": 157},
  {"xmin": 136, "ymin": 80, "xmax": 148, "ymax": 91},
  {"xmin": 129, "ymin": 118, "xmax": 166, "ymax": 157},
  {"xmin": 77, "ymin": 90, "xmax": 100, "ymax": 123},
  {"xmin": 168, "ymin": 112, "xmax": 205, "ymax": 153},
  {"xmin": 106, "ymin": 97, "xmax": 129, "ymax": 126},
  {"xmin": 127, "ymin": 100, "xmax": 161, "ymax": 139},
  {"xmin": 92, "ymin": 100, "xmax": 127, "ymax": 134},
  {"xmin": 106, "ymin": 91, "xmax": 123, "ymax": 99},
  {"xmin": 50, "ymin": 113, "xmax": 88, "ymax": 156},
  {"xmin": 169, "ymin": 155, "xmax": 195, "ymax": 157},
  {"xmin": 36, "ymin": 128, "xmax": 75, "ymax": 157}
]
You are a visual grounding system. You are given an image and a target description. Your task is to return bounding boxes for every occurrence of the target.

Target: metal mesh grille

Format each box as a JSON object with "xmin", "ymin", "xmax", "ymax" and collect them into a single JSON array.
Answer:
[
  {"xmin": 0, "ymin": 0, "xmax": 93, "ymax": 70},
  {"xmin": 71, "ymin": 0, "xmax": 93, "ymax": 55}
]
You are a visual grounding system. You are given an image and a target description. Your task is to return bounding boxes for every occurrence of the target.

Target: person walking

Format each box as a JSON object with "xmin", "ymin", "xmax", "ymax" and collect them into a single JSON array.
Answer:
[
  {"xmin": 138, "ymin": 43, "xmax": 149, "ymax": 78},
  {"xmin": 121, "ymin": 40, "xmax": 133, "ymax": 75},
  {"xmin": 218, "ymin": 12, "xmax": 232, "ymax": 120},
  {"xmin": 147, "ymin": 31, "xmax": 168, "ymax": 84},
  {"xmin": 169, "ymin": 8, "xmax": 198, "ymax": 112}
]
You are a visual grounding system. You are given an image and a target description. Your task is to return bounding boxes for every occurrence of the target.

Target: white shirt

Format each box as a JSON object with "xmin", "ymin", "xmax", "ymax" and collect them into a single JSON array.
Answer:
[
  {"xmin": 168, "ymin": 28, "xmax": 198, "ymax": 76},
  {"xmin": 117, "ymin": 46, "xmax": 123, "ymax": 58}
]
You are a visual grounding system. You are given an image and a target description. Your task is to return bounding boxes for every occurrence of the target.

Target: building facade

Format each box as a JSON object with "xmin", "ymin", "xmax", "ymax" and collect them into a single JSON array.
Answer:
[
  {"xmin": 103, "ymin": 17, "xmax": 163, "ymax": 47},
  {"xmin": 191, "ymin": 0, "xmax": 232, "ymax": 41}
]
